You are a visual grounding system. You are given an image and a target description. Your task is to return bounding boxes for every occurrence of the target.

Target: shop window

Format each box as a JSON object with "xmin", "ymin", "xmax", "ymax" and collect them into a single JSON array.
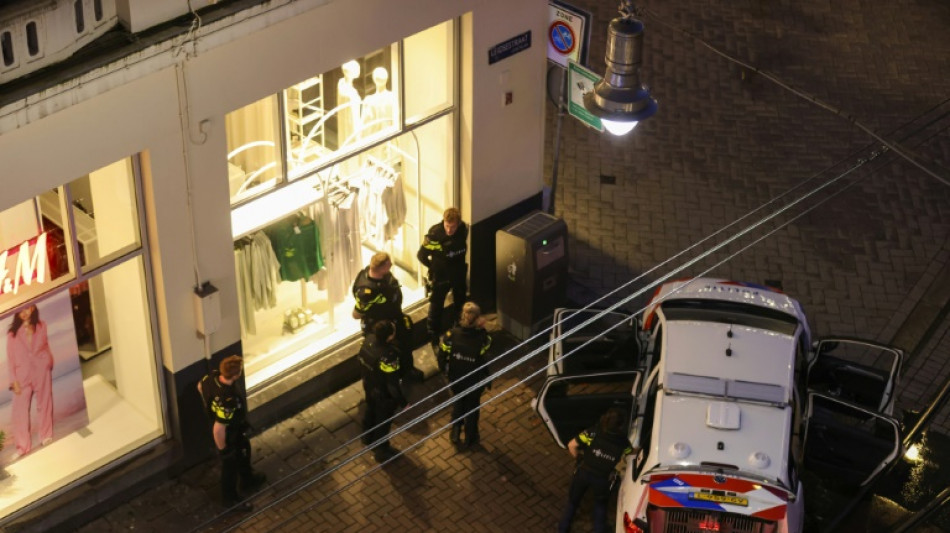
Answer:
[
  {"xmin": 234, "ymin": 112, "xmax": 456, "ymax": 388},
  {"xmin": 0, "ymin": 196, "xmax": 72, "ymax": 312},
  {"xmin": 404, "ymin": 19, "xmax": 456, "ymax": 124},
  {"xmin": 25, "ymin": 22, "xmax": 39, "ymax": 57},
  {"xmin": 1, "ymin": 31, "xmax": 14, "ymax": 67},
  {"xmin": 94, "ymin": 0, "xmax": 103, "ymax": 22},
  {"xmin": 229, "ymin": 19, "xmax": 457, "ymax": 388},
  {"xmin": 65, "ymin": 159, "xmax": 142, "ymax": 270},
  {"xmin": 284, "ymin": 45, "xmax": 400, "ymax": 177},
  {"xmin": 225, "ymin": 95, "xmax": 285, "ymax": 205},
  {"xmin": 0, "ymin": 156, "xmax": 162, "ymax": 519},
  {"xmin": 74, "ymin": 0, "xmax": 85, "ymax": 34}
]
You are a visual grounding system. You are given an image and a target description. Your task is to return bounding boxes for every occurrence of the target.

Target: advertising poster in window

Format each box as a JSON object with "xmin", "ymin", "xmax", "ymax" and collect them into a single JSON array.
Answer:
[{"xmin": 0, "ymin": 291, "xmax": 88, "ymax": 466}]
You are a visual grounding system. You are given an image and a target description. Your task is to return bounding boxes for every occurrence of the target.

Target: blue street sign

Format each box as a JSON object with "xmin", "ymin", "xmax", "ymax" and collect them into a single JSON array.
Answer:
[{"xmin": 488, "ymin": 31, "xmax": 532, "ymax": 65}]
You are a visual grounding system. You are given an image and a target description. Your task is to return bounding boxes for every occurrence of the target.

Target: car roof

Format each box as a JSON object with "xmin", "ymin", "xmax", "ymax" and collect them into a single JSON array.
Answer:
[{"xmin": 662, "ymin": 320, "xmax": 797, "ymax": 393}]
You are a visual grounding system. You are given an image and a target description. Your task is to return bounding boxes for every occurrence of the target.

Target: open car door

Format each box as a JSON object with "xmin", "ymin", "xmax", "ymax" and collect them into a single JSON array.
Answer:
[
  {"xmin": 808, "ymin": 337, "xmax": 903, "ymax": 415},
  {"xmin": 803, "ymin": 392, "xmax": 902, "ymax": 487},
  {"xmin": 548, "ymin": 308, "xmax": 641, "ymax": 377},
  {"xmin": 534, "ymin": 371, "xmax": 641, "ymax": 449}
]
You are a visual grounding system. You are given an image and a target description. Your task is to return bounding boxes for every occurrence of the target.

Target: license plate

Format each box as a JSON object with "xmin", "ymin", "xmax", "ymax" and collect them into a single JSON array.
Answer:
[{"xmin": 689, "ymin": 492, "xmax": 749, "ymax": 506}]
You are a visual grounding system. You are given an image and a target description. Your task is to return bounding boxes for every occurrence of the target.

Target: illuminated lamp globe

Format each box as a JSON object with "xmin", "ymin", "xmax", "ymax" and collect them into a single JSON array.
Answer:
[{"xmin": 602, "ymin": 118, "xmax": 639, "ymax": 136}]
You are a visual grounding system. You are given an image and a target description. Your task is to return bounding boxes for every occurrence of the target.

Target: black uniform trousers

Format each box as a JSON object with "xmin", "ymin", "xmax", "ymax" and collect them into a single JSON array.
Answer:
[
  {"xmin": 427, "ymin": 272, "xmax": 466, "ymax": 337},
  {"xmin": 449, "ymin": 383, "xmax": 485, "ymax": 443},
  {"xmin": 558, "ymin": 467, "xmax": 613, "ymax": 533},
  {"xmin": 221, "ymin": 427, "xmax": 255, "ymax": 503},
  {"xmin": 362, "ymin": 394, "xmax": 398, "ymax": 452}
]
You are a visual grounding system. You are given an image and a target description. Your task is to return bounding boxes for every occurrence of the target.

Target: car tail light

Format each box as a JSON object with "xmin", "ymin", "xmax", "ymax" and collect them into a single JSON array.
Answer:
[
  {"xmin": 698, "ymin": 515, "xmax": 721, "ymax": 531},
  {"xmin": 623, "ymin": 512, "xmax": 646, "ymax": 533}
]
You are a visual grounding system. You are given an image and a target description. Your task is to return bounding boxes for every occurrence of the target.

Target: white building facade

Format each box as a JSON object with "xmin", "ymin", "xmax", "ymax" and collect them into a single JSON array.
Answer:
[{"xmin": 0, "ymin": 0, "xmax": 547, "ymax": 528}]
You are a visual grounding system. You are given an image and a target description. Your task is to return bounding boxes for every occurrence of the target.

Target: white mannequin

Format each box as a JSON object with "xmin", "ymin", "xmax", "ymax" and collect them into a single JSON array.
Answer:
[
  {"xmin": 337, "ymin": 60, "xmax": 362, "ymax": 149},
  {"xmin": 361, "ymin": 67, "xmax": 396, "ymax": 137}
]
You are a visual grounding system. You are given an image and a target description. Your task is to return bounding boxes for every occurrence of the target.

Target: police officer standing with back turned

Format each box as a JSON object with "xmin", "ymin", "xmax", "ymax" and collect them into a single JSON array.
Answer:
[
  {"xmin": 438, "ymin": 301, "xmax": 491, "ymax": 449},
  {"xmin": 358, "ymin": 320, "xmax": 408, "ymax": 462},
  {"xmin": 352, "ymin": 251, "xmax": 424, "ymax": 382},
  {"xmin": 418, "ymin": 207, "xmax": 469, "ymax": 342},
  {"xmin": 557, "ymin": 407, "xmax": 631, "ymax": 533},
  {"xmin": 197, "ymin": 355, "xmax": 267, "ymax": 512}
]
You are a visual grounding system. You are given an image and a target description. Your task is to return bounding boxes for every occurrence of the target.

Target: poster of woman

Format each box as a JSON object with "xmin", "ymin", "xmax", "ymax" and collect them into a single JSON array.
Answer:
[{"xmin": 0, "ymin": 291, "xmax": 88, "ymax": 466}]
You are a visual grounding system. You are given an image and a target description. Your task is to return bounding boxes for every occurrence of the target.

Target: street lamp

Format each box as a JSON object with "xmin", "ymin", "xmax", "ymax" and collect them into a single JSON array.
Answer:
[
  {"xmin": 545, "ymin": 1, "xmax": 657, "ymax": 214},
  {"xmin": 582, "ymin": 2, "xmax": 657, "ymax": 135}
]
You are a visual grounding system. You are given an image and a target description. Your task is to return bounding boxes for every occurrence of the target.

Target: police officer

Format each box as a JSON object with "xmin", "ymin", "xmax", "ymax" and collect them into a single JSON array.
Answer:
[
  {"xmin": 197, "ymin": 355, "xmax": 266, "ymax": 512},
  {"xmin": 557, "ymin": 407, "xmax": 631, "ymax": 533},
  {"xmin": 418, "ymin": 207, "xmax": 469, "ymax": 341},
  {"xmin": 358, "ymin": 320, "xmax": 408, "ymax": 462},
  {"xmin": 352, "ymin": 252, "xmax": 424, "ymax": 382},
  {"xmin": 438, "ymin": 301, "xmax": 491, "ymax": 448}
]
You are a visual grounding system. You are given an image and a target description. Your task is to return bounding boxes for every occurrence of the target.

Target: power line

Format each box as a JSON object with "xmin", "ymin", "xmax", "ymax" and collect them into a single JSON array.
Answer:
[
  {"xmin": 228, "ymin": 147, "xmax": 900, "ymax": 532},
  {"xmin": 251, "ymin": 147, "xmax": 890, "ymax": 532},
  {"xmin": 203, "ymin": 154, "xmax": 854, "ymax": 530}
]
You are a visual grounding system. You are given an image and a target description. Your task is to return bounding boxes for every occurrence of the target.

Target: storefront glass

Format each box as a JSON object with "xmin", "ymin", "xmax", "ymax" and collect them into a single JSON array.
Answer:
[
  {"xmin": 0, "ymin": 196, "xmax": 71, "ymax": 312},
  {"xmin": 404, "ymin": 20, "xmax": 456, "ymax": 124},
  {"xmin": 0, "ymin": 156, "xmax": 163, "ymax": 519},
  {"xmin": 226, "ymin": 94, "xmax": 285, "ymax": 205},
  {"xmin": 227, "ymin": 19, "xmax": 457, "ymax": 388},
  {"xmin": 284, "ymin": 44, "xmax": 401, "ymax": 178},
  {"xmin": 66, "ymin": 157, "xmax": 142, "ymax": 270}
]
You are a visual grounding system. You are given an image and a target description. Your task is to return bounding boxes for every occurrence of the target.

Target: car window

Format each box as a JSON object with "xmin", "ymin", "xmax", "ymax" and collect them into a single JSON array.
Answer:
[
  {"xmin": 661, "ymin": 299, "xmax": 799, "ymax": 336},
  {"xmin": 537, "ymin": 372, "xmax": 639, "ymax": 448},
  {"xmin": 558, "ymin": 310, "xmax": 640, "ymax": 374},
  {"xmin": 633, "ymin": 371, "xmax": 659, "ymax": 478},
  {"xmin": 644, "ymin": 323, "xmax": 663, "ymax": 370}
]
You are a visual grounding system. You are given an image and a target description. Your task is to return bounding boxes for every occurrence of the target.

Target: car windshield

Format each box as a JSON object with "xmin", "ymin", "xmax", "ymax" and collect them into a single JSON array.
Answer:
[{"xmin": 661, "ymin": 299, "xmax": 799, "ymax": 336}]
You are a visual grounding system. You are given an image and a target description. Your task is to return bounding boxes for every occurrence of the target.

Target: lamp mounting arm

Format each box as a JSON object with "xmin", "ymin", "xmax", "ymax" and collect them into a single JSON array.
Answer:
[{"xmin": 619, "ymin": 0, "xmax": 641, "ymax": 20}]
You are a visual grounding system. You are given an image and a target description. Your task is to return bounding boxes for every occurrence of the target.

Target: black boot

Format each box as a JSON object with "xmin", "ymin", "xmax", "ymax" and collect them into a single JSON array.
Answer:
[
  {"xmin": 450, "ymin": 424, "xmax": 462, "ymax": 444},
  {"xmin": 373, "ymin": 443, "xmax": 399, "ymax": 463},
  {"xmin": 465, "ymin": 423, "xmax": 479, "ymax": 448}
]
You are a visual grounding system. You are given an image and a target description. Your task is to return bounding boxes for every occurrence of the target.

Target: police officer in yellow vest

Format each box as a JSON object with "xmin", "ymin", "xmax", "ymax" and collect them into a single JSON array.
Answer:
[
  {"xmin": 418, "ymin": 207, "xmax": 469, "ymax": 341},
  {"xmin": 438, "ymin": 302, "xmax": 491, "ymax": 449},
  {"xmin": 197, "ymin": 355, "xmax": 266, "ymax": 511},
  {"xmin": 558, "ymin": 407, "xmax": 631, "ymax": 533},
  {"xmin": 352, "ymin": 252, "xmax": 424, "ymax": 382},
  {"xmin": 358, "ymin": 320, "xmax": 408, "ymax": 462}
]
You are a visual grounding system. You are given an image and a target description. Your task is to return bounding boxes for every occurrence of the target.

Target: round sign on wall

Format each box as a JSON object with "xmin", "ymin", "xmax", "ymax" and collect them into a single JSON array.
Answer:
[{"xmin": 549, "ymin": 21, "xmax": 576, "ymax": 55}]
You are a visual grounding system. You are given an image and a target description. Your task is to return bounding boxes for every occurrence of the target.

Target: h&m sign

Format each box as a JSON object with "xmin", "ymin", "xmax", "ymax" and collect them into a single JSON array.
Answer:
[{"xmin": 0, "ymin": 232, "xmax": 49, "ymax": 296}]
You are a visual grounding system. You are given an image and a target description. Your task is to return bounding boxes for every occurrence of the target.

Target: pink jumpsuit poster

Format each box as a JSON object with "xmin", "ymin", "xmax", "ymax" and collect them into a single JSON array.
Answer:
[{"xmin": 0, "ymin": 291, "xmax": 88, "ymax": 466}]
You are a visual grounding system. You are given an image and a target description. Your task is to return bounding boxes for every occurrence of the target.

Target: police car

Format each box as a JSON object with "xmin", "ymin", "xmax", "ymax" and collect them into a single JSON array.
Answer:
[{"xmin": 534, "ymin": 278, "xmax": 904, "ymax": 533}]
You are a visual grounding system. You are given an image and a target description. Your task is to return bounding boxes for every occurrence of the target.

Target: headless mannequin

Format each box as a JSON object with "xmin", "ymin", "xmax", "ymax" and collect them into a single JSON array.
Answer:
[
  {"xmin": 362, "ymin": 67, "xmax": 396, "ymax": 137},
  {"xmin": 362, "ymin": 67, "xmax": 398, "ymax": 163},
  {"xmin": 337, "ymin": 60, "xmax": 362, "ymax": 150}
]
